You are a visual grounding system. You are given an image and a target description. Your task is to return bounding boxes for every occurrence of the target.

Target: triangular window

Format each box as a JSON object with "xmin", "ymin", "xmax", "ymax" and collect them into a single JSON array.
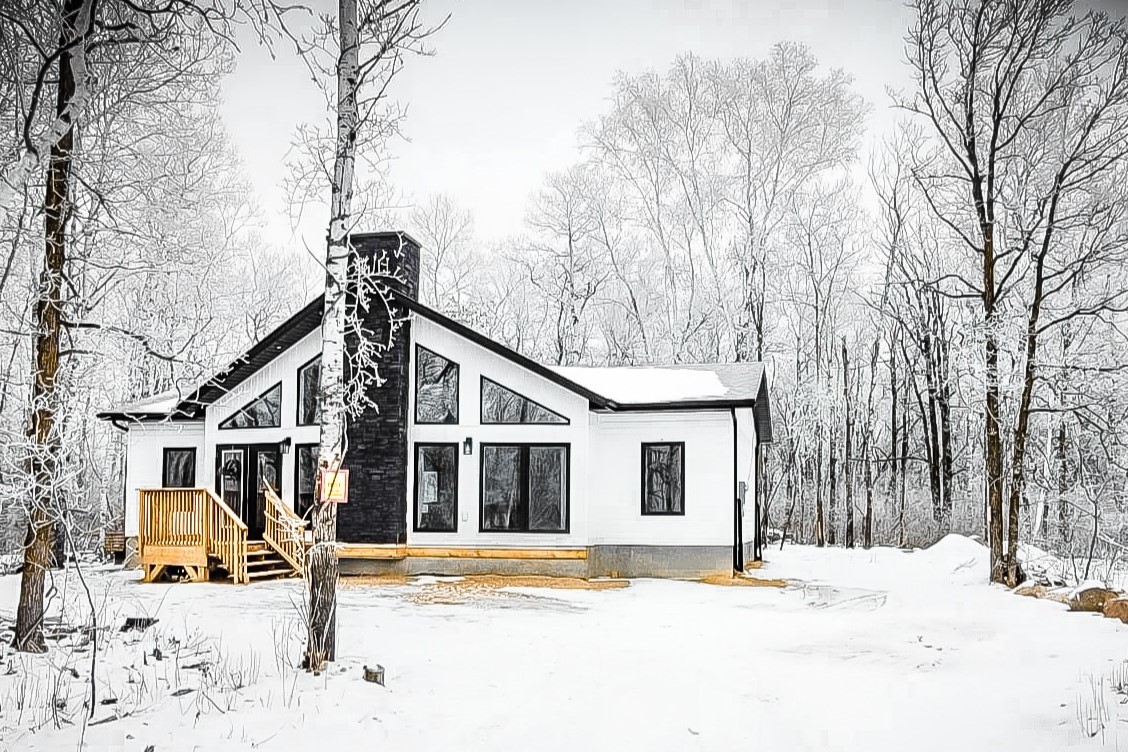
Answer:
[
  {"xmin": 219, "ymin": 383, "xmax": 282, "ymax": 429},
  {"xmin": 480, "ymin": 377, "xmax": 568, "ymax": 425}
]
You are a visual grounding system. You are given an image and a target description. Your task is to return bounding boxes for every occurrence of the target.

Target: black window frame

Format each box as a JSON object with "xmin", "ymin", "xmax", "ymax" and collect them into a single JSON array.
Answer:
[
  {"xmin": 479, "ymin": 442, "xmax": 570, "ymax": 534},
  {"xmin": 641, "ymin": 442, "xmax": 686, "ymax": 516},
  {"xmin": 413, "ymin": 443, "xmax": 460, "ymax": 533},
  {"xmin": 218, "ymin": 382, "xmax": 283, "ymax": 430},
  {"xmin": 296, "ymin": 355, "xmax": 321, "ymax": 426},
  {"xmin": 414, "ymin": 344, "xmax": 460, "ymax": 425},
  {"xmin": 293, "ymin": 442, "xmax": 319, "ymax": 518},
  {"xmin": 162, "ymin": 447, "xmax": 197, "ymax": 488},
  {"xmin": 479, "ymin": 376, "xmax": 570, "ymax": 425}
]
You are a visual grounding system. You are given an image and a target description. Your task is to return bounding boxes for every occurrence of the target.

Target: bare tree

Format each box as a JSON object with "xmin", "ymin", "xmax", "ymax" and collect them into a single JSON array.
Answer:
[
  {"xmin": 293, "ymin": 0, "xmax": 444, "ymax": 670},
  {"xmin": 901, "ymin": 0, "xmax": 1128, "ymax": 583}
]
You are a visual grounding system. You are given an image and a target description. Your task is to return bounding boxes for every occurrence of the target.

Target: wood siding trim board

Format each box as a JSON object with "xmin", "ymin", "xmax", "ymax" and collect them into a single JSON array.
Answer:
[{"xmin": 336, "ymin": 544, "xmax": 588, "ymax": 560}]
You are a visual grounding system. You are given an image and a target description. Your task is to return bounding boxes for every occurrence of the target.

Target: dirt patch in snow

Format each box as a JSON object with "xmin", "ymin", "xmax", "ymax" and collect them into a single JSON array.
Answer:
[
  {"xmin": 698, "ymin": 573, "xmax": 788, "ymax": 588},
  {"xmin": 339, "ymin": 574, "xmax": 415, "ymax": 588}
]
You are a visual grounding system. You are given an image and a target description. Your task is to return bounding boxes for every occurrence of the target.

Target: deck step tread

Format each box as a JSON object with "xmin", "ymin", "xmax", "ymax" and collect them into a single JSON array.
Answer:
[
  {"xmin": 246, "ymin": 568, "xmax": 296, "ymax": 580},
  {"xmin": 246, "ymin": 558, "xmax": 287, "ymax": 569}
]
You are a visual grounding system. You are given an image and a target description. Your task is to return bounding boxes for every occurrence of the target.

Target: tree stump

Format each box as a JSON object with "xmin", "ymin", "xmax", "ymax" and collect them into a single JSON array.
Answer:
[{"xmin": 363, "ymin": 664, "xmax": 385, "ymax": 686}]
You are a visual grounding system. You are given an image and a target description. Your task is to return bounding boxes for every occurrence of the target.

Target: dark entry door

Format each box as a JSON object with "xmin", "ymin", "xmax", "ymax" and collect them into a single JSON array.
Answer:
[{"xmin": 216, "ymin": 444, "xmax": 282, "ymax": 539}]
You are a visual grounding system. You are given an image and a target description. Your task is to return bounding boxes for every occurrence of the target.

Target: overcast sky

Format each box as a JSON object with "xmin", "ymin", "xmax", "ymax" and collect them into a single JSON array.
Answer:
[{"xmin": 217, "ymin": 0, "xmax": 1123, "ymax": 253}]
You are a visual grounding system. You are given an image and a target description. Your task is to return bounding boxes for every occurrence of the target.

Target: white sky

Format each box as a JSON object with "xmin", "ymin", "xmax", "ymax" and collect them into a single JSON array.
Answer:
[{"xmin": 217, "ymin": 0, "xmax": 1124, "ymax": 255}]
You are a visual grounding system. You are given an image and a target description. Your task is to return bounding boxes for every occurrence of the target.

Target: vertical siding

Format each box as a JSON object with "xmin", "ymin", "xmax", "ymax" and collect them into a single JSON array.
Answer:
[
  {"xmin": 735, "ymin": 407, "xmax": 757, "ymax": 550},
  {"xmin": 407, "ymin": 316, "xmax": 590, "ymax": 548},
  {"xmin": 588, "ymin": 411, "xmax": 735, "ymax": 547},
  {"xmin": 202, "ymin": 330, "xmax": 322, "ymax": 511},
  {"xmin": 124, "ymin": 422, "xmax": 205, "ymax": 537}
]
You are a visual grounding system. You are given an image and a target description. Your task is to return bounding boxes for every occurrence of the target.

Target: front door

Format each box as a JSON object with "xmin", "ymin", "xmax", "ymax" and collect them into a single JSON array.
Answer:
[
  {"xmin": 218, "ymin": 448, "xmax": 246, "ymax": 523},
  {"xmin": 253, "ymin": 447, "xmax": 281, "ymax": 538},
  {"xmin": 215, "ymin": 444, "xmax": 282, "ymax": 539}
]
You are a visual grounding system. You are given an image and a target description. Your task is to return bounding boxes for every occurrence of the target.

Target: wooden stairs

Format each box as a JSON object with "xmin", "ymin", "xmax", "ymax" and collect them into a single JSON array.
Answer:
[
  {"xmin": 139, "ymin": 486, "xmax": 308, "ymax": 585},
  {"xmin": 244, "ymin": 541, "xmax": 299, "ymax": 581}
]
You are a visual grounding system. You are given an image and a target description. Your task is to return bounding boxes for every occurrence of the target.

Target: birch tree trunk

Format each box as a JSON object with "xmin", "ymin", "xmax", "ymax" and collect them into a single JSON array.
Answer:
[
  {"xmin": 12, "ymin": 0, "xmax": 86, "ymax": 653},
  {"xmin": 305, "ymin": 0, "xmax": 360, "ymax": 670}
]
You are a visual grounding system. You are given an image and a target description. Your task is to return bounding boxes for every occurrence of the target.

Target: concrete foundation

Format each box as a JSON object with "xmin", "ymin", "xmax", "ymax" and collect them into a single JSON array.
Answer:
[
  {"xmin": 587, "ymin": 545, "xmax": 732, "ymax": 579},
  {"xmin": 336, "ymin": 545, "xmax": 735, "ymax": 580}
]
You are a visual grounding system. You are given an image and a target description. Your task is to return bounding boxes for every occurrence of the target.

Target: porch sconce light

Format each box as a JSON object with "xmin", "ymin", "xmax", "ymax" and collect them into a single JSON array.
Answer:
[
  {"xmin": 463, "ymin": 437, "xmax": 473, "ymax": 455},
  {"xmin": 280, "ymin": 437, "xmax": 292, "ymax": 455}
]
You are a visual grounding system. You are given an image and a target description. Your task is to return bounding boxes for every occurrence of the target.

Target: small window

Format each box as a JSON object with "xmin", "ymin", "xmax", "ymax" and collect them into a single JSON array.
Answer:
[
  {"xmin": 642, "ymin": 442, "xmax": 684, "ymax": 515},
  {"xmin": 415, "ymin": 346, "xmax": 459, "ymax": 424},
  {"xmin": 415, "ymin": 444, "xmax": 458, "ymax": 532},
  {"xmin": 162, "ymin": 448, "xmax": 197, "ymax": 488},
  {"xmin": 480, "ymin": 377, "xmax": 568, "ymax": 424},
  {"xmin": 295, "ymin": 444, "xmax": 318, "ymax": 517},
  {"xmin": 480, "ymin": 444, "xmax": 569, "ymax": 532},
  {"xmin": 297, "ymin": 357, "xmax": 321, "ymax": 426},
  {"xmin": 219, "ymin": 383, "xmax": 282, "ymax": 429}
]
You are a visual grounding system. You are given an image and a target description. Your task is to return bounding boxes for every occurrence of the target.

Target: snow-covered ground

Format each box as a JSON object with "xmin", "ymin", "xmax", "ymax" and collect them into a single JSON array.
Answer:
[{"xmin": 1, "ymin": 537, "xmax": 1126, "ymax": 751}]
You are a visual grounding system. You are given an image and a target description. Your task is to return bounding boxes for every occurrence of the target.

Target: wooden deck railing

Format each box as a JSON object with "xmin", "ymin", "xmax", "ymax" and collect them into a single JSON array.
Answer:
[
  {"xmin": 263, "ymin": 485, "xmax": 308, "ymax": 576},
  {"xmin": 206, "ymin": 488, "xmax": 249, "ymax": 584},
  {"xmin": 139, "ymin": 488, "xmax": 248, "ymax": 584}
]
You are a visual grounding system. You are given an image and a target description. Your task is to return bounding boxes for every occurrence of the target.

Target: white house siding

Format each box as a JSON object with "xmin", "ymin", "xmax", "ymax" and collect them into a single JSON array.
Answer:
[
  {"xmin": 202, "ymin": 330, "xmax": 322, "ymax": 512},
  {"xmin": 407, "ymin": 315, "xmax": 590, "ymax": 549},
  {"xmin": 734, "ymin": 406, "xmax": 758, "ymax": 562},
  {"xmin": 587, "ymin": 410, "xmax": 735, "ymax": 548},
  {"xmin": 123, "ymin": 422, "xmax": 205, "ymax": 537}
]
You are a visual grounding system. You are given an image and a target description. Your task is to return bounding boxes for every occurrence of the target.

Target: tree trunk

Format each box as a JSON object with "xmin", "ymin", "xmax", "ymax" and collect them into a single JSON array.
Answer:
[
  {"xmin": 843, "ymin": 339, "xmax": 854, "ymax": 549},
  {"xmin": 827, "ymin": 423, "xmax": 837, "ymax": 547},
  {"xmin": 1055, "ymin": 420, "xmax": 1070, "ymax": 547},
  {"xmin": 898, "ymin": 364, "xmax": 909, "ymax": 547},
  {"xmin": 815, "ymin": 425, "xmax": 825, "ymax": 547},
  {"xmin": 13, "ymin": 0, "xmax": 85, "ymax": 654},
  {"xmin": 305, "ymin": 0, "xmax": 361, "ymax": 670},
  {"xmin": 864, "ymin": 338, "xmax": 878, "ymax": 549}
]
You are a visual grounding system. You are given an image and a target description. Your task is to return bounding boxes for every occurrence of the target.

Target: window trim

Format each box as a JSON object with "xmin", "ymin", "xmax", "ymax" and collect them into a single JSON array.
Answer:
[
  {"xmin": 478, "ymin": 442, "xmax": 571, "ymax": 534},
  {"xmin": 295, "ymin": 355, "xmax": 321, "ymax": 426},
  {"xmin": 479, "ymin": 376, "xmax": 570, "ymax": 425},
  {"xmin": 414, "ymin": 344, "xmax": 460, "ymax": 425},
  {"xmin": 293, "ymin": 442, "xmax": 319, "ymax": 519},
  {"xmin": 218, "ymin": 381, "xmax": 283, "ymax": 430},
  {"xmin": 413, "ymin": 442, "xmax": 460, "ymax": 533},
  {"xmin": 641, "ymin": 441, "xmax": 686, "ymax": 516},
  {"xmin": 161, "ymin": 447, "xmax": 197, "ymax": 488}
]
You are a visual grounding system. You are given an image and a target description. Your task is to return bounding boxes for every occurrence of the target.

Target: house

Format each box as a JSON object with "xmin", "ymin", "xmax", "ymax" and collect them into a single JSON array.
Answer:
[{"xmin": 97, "ymin": 232, "xmax": 773, "ymax": 582}]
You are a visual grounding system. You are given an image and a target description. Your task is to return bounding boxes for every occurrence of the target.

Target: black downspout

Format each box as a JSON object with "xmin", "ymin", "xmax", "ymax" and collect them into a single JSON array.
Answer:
[{"xmin": 732, "ymin": 408, "xmax": 742, "ymax": 573}]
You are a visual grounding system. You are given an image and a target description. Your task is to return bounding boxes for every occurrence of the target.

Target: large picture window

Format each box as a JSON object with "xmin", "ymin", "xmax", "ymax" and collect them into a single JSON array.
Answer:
[
  {"xmin": 162, "ymin": 448, "xmax": 196, "ymax": 488},
  {"xmin": 295, "ymin": 444, "xmax": 318, "ymax": 517},
  {"xmin": 415, "ymin": 444, "xmax": 458, "ymax": 532},
  {"xmin": 297, "ymin": 357, "xmax": 321, "ymax": 426},
  {"xmin": 480, "ymin": 377, "xmax": 568, "ymax": 424},
  {"xmin": 480, "ymin": 444, "xmax": 568, "ymax": 533},
  {"xmin": 415, "ymin": 346, "xmax": 459, "ymax": 424},
  {"xmin": 219, "ymin": 383, "xmax": 282, "ymax": 430},
  {"xmin": 642, "ymin": 442, "xmax": 685, "ymax": 515}
]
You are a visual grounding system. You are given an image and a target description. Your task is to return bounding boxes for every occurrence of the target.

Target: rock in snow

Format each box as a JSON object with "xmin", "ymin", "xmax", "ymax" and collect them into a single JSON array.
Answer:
[
  {"xmin": 1103, "ymin": 597, "xmax": 1128, "ymax": 624},
  {"xmin": 1069, "ymin": 585, "xmax": 1122, "ymax": 613}
]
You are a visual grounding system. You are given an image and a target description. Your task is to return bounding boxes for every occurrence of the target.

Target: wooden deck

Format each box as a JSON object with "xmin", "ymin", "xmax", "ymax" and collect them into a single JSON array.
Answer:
[{"xmin": 139, "ymin": 487, "xmax": 308, "ymax": 584}]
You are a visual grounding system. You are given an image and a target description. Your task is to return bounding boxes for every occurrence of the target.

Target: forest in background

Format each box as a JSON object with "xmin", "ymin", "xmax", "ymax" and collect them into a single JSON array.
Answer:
[{"xmin": 1, "ymin": 0, "xmax": 1125, "ymax": 589}]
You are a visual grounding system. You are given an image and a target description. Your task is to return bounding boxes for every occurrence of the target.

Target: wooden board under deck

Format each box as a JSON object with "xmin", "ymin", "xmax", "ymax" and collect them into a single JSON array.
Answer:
[{"xmin": 141, "ymin": 544, "xmax": 208, "ymax": 568}]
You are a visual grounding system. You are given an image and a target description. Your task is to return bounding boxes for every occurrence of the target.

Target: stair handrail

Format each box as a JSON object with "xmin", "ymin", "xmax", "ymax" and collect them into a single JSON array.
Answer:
[
  {"xmin": 203, "ymin": 487, "xmax": 248, "ymax": 584},
  {"xmin": 262, "ymin": 484, "xmax": 308, "ymax": 576}
]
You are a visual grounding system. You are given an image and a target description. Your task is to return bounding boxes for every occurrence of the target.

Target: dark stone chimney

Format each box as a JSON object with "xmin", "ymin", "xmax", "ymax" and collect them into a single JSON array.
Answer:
[{"xmin": 337, "ymin": 231, "xmax": 421, "ymax": 545}]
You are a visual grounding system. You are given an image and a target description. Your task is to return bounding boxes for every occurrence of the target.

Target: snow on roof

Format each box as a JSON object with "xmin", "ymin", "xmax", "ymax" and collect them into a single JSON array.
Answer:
[
  {"xmin": 103, "ymin": 389, "xmax": 190, "ymax": 417},
  {"xmin": 550, "ymin": 363, "xmax": 765, "ymax": 405}
]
